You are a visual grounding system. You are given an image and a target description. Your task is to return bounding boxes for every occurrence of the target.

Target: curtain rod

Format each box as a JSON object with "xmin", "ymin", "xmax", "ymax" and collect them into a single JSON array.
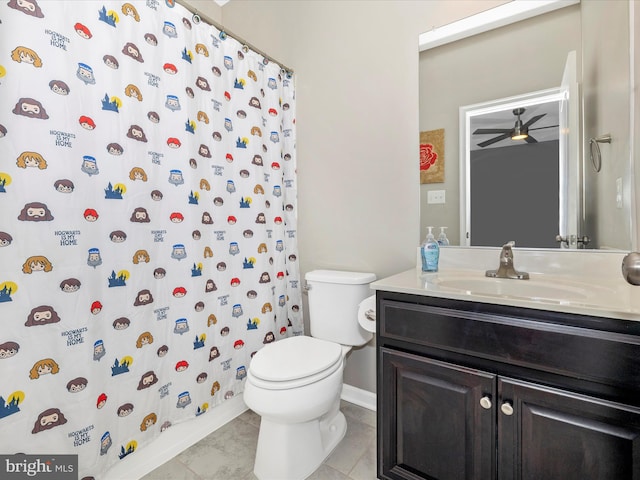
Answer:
[{"xmin": 175, "ymin": 0, "xmax": 294, "ymax": 74}]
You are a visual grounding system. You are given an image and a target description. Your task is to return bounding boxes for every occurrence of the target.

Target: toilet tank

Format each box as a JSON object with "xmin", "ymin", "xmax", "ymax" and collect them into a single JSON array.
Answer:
[{"xmin": 305, "ymin": 270, "xmax": 377, "ymax": 347}]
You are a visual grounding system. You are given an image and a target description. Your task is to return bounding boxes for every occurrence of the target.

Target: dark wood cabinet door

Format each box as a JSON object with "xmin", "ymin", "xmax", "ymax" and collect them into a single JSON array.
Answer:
[
  {"xmin": 498, "ymin": 378, "xmax": 640, "ymax": 480},
  {"xmin": 379, "ymin": 348, "xmax": 496, "ymax": 480}
]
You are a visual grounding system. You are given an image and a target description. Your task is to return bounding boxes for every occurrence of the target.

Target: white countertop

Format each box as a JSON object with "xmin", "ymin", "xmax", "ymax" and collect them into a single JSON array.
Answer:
[{"xmin": 370, "ymin": 247, "xmax": 640, "ymax": 322}]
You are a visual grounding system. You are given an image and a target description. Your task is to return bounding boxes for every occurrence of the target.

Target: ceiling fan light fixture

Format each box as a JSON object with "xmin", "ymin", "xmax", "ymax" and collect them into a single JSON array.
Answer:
[
  {"xmin": 511, "ymin": 118, "xmax": 528, "ymax": 140},
  {"xmin": 511, "ymin": 131, "xmax": 528, "ymax": 140}
]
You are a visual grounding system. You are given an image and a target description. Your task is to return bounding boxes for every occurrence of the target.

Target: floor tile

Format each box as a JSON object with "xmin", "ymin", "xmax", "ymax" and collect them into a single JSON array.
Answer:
[
  {"xmin": 143, "ymin": 401, "xmax": 377, "ymax": 480},
  {"xmin": 340, "ymin": 400, "xmax": 376, "ymax": 429},
  {"xmin": 306, "ymin": 464, "xmax": 351, "ymax": 480},
  {"xmin": 348, "ymin": 439, "xmax": 377, "ymax": 480},
  {"xmin": 176, "ymin": 418, "xmax": 258, "ymax": 479},
  {"xmin": 324, "ymin": 418, "xmax": 376, "ymax": 476},
  {"xmin": 237, "ymin": 408, "xmax": 261, "ymax": 429},
  {"xmin": 141, "ymin": 458, "xmax": 199, "ymax": 480}
]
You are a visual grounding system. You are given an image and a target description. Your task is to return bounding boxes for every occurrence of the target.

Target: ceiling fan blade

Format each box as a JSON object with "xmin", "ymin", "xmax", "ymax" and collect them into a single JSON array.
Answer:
[
  {"xmin": 473, "ymin": 128, "xmax": 512, "ymax": 135},
  {"xmin": 477, "ymin": 132, "xmax": 511, "ymax": 148},
  {"xmin": 529, "ymin": 124, "xmax": 559, "ymax": 131},
  {"xmin": 524, "ymin": 135, "xmax": 538, "ymax": 143},
  {"xmin": 522, "ymin": 113, "xmax": 546, "ymax": 128}
]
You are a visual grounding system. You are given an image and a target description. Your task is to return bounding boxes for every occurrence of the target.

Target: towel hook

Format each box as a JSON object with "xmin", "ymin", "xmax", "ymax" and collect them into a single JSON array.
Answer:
[{"xmin": 589, "ymin": 134, "xmax": 611, "ymax": 172}]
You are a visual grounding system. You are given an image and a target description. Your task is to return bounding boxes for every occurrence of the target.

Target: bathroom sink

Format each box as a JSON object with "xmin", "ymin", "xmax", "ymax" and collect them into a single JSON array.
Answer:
[
  {"xmin": 434, "ymin": 277, "xmax": 589, "ymax": 302},
  {"xmin": 423, "ymin": 271, "xmax": 622, "ymax": 309}
]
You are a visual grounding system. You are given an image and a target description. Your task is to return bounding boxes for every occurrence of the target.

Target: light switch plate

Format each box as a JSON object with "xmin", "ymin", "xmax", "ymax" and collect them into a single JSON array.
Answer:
[{"xmin": 427, "ymin": 190, "xmax": 446, "ymax": 204}]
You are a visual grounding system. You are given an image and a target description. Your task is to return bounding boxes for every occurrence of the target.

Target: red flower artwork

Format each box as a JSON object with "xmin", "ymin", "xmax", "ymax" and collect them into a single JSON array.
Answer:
[{"xmin": 420, "ymin": 143, "xmax": 438, "ymax": 171}]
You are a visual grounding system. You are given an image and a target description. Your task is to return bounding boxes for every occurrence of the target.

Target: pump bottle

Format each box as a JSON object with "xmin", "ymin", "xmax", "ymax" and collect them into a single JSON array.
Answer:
[
  {"xmin": 438, "ymin": 227, "xmax": 450, "ymax": 246},
  {"xmin": 421, "ymin": 226, "xmax": 440, "ymax": 272}
]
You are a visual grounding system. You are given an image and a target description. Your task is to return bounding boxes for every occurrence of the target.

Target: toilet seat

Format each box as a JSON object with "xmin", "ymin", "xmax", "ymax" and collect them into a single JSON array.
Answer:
[{"xmin": 248, "ymin": 336, "xmax": 343, "ymax": 390}]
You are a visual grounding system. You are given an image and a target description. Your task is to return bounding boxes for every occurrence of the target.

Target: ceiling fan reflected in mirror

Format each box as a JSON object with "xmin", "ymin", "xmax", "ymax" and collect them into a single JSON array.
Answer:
[{"xmin": 473, "ymin": 107, "xmax": 558, "ymax": 148}]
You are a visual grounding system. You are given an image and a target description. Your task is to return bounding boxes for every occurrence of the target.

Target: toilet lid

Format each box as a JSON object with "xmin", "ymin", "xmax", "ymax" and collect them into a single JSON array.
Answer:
[{"xmin": 249, "ymin": 336, "xmax": 342, "ymax": 383}]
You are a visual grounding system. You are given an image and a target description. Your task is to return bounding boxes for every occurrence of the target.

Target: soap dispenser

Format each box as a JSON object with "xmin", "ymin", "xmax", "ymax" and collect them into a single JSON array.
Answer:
[
  {"xmin": 421, "ymin": 226, "xmax": 440, "ymax": 272},
  {"xmin": 438, "ymin": 227, "xmax": 450, "ymax": 246}
]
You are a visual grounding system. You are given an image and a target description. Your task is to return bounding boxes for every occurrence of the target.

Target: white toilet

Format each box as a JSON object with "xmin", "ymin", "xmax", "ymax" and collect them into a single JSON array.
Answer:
[{"xmin": 243, "ymin": 269, "xmax": 376, "ymax": 480}]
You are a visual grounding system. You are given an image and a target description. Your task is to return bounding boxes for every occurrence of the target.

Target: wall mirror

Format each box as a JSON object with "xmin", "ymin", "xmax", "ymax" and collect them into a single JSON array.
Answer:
[{"xmin": 419, "ymin": 0, "xmax": 635, "ymax": 251}]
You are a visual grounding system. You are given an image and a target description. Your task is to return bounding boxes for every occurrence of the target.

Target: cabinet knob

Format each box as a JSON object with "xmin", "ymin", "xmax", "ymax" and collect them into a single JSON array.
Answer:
[
  {"xmin": 479, "ymin": 396, "xmax": 492, "ymax": 410},
  {"xmin": 501, "ymin": 401, "xmax": 514, "ymax": 416}
]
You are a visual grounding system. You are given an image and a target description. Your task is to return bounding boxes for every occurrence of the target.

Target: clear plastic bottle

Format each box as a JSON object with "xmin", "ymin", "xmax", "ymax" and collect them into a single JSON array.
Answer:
[
  {"xmin": 437, "ymin": 227, "xmax": 450, "ymax": 246},
  {"xmin": 421, "ymin": 226, "xmax": 440, "ymax": 272}
]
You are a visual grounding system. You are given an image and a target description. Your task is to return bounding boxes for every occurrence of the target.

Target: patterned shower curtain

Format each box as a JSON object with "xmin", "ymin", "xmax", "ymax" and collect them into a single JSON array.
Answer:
[{"xmin": 0, "ymin": 1, "xmax": 301, "ymax": 478}]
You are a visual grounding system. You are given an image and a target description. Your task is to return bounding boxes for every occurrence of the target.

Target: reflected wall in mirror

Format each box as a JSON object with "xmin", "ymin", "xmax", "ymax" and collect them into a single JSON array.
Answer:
[
  {"xmin": 419, "ymin": 0, "xmax": 636, "ymax": 250},
  {"xmin": 581, "ymin": 0, "xmax": 634, "ymax": 250}
]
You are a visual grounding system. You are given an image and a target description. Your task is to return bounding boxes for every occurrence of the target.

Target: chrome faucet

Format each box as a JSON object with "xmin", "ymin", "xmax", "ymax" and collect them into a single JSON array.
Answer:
[{"xmin": 485, "ymin": 241, "xmax": 529, "ymax": 280}]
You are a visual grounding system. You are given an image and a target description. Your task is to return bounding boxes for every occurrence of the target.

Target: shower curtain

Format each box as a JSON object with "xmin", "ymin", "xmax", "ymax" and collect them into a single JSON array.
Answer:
[{"xmin": 0, "ymin": 1, "xmax": 301, "ymax": 478}]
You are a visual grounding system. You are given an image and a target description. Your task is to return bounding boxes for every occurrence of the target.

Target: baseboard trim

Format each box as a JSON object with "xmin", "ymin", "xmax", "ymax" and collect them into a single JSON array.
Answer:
[
  {"xmin": 105, "ymin": 395, "xmax": 248, "ymax": 480},
  {"xmin": 341, "ymin": 384, "xmax": 377, "ymax": 412}
]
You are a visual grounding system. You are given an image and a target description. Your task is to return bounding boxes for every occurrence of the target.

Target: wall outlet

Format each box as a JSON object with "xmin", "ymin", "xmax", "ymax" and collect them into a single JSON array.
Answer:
[
  {"xmin": 427, "ymin": 190, "xmax": 446, "ymax": 204},
  {"xmin": 616, "ymin": 177, "xmax": 623, "ymax": 209}
]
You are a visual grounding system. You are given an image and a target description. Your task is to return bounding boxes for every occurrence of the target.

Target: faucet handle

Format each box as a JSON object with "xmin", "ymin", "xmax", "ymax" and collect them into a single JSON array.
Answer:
[{"xmin": 502, "ymin": 241, "xmax": 515, "ymax": 249}]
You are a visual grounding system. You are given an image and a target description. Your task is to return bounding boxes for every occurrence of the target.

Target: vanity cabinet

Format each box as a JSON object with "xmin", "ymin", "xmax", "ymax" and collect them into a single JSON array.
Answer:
[{"xmin": 376, "ymin": 290, "xmax": 640, "ymax": 480}]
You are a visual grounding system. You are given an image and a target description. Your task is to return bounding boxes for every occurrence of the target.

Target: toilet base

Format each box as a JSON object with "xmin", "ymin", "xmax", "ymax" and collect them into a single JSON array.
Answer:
[{"xmin": 253, "ymin": 408, "xmax": 347, "ymax": 480}]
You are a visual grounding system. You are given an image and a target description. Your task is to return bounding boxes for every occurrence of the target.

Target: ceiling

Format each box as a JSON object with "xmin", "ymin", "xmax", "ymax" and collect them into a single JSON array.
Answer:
[{"xmin": 470, "ymin": 100, "xmax": 560, "ymax": 151}]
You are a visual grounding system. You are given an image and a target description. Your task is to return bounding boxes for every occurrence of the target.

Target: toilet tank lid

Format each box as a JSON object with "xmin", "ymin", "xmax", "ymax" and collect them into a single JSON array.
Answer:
[{"xmin": 305, "ymin": 270, "xmax": 376, "ymax": 285}]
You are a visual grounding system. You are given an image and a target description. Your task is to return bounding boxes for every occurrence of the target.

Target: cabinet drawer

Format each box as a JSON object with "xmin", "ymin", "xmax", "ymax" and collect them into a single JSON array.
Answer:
[{"xmin": 379, "ymin": 297, "xmax": 640, "ymax": 396}]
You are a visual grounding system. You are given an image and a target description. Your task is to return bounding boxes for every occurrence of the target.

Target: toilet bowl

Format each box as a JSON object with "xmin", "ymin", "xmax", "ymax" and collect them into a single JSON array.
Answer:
[
  {"xmin": 243, "ymin": 270, "xmax": 376, "ymax": 480},
  {"xmin": 244, "ymin": 336, "xmax": 349, "ymax": 480}
]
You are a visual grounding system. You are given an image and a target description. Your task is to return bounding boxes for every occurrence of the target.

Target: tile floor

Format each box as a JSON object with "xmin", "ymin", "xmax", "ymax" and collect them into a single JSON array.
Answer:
[{"xmin": 141, "ymin": 401, "xmax": 377, "ymax": 480}]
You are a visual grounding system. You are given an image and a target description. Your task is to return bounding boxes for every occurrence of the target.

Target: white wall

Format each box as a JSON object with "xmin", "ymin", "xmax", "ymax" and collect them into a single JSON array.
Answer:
[
  {"xmin": 582, "ymin": 0, "xmax": 634, "ymax": 250},
  {"xmin": 635, "ymin": 0, "xmax": 640, "ymax": 249},
  {"xmin": 177, "ymin": 0, "xmax": 222, "ymax": 23}
]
